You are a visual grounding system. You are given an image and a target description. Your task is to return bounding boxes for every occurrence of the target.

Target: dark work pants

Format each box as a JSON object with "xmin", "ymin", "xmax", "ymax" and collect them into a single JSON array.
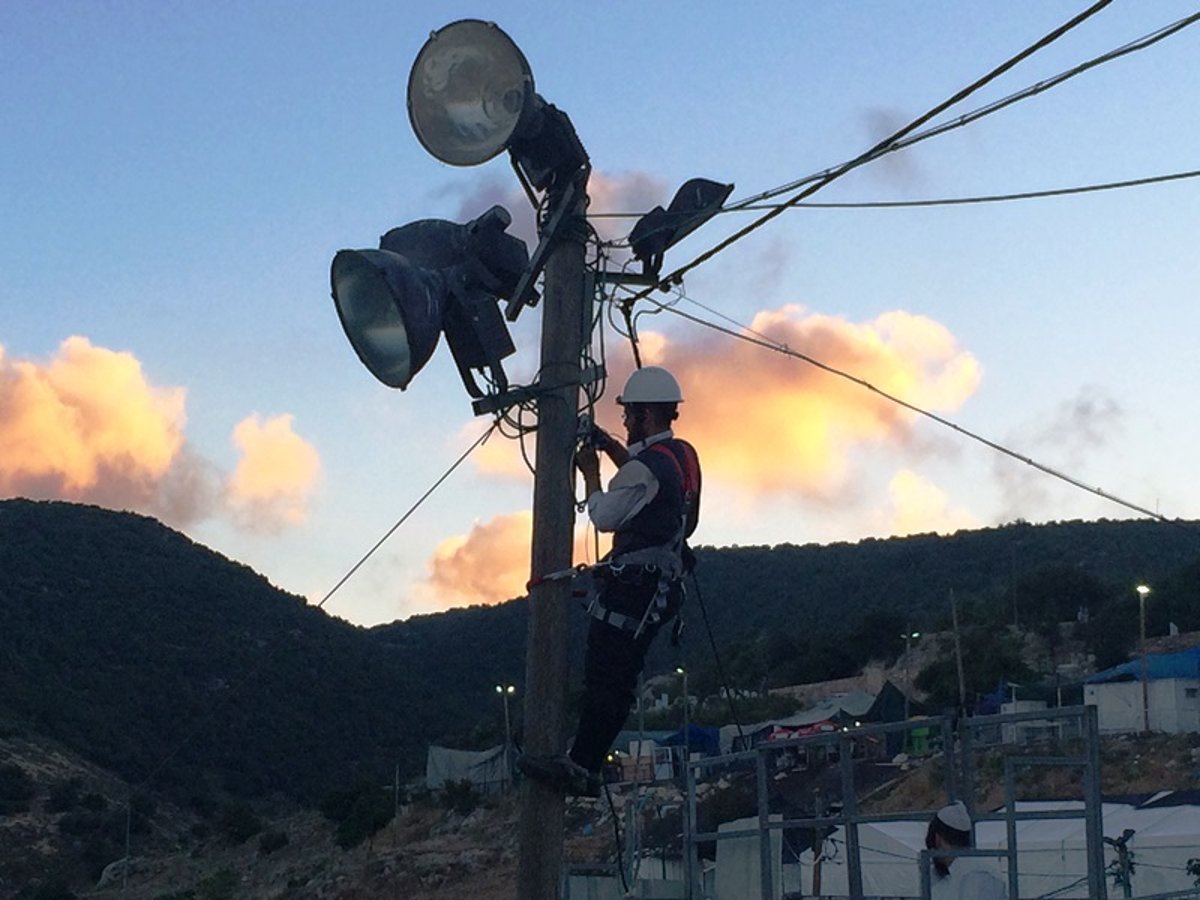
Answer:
[{"xmin": 568, "ymin": 576, "xmax": 677, "ymax": 773}]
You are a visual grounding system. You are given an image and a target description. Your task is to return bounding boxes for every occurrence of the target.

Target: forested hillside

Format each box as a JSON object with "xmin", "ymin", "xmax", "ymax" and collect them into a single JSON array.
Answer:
[{"xmin": 3, "ymin": 498, "xmax": 1199, "ymax": 808}]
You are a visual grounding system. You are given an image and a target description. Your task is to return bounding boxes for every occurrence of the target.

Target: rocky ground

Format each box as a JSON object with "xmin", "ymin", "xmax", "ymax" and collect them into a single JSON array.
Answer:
[{"xmin": 5, "ymin": 730, "xmax": 1200, "ymax": 898}]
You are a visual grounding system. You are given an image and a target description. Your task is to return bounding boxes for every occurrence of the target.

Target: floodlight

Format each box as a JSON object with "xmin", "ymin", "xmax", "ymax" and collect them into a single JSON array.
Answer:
[
  {"xmin": 629, "ymin": 178, "xmax": 735, "ymax": 277},
  {"xmin": 331, "ymin": 206, "xmax": 528, "ymax": 398},
  {"xmin": 407, "ymin": 19, "xmax": 533, "ymax": 166}
]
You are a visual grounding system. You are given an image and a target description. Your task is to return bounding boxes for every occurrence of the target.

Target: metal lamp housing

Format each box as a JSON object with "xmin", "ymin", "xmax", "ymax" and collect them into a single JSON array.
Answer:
[
  {"xmin": 330, "ymin": 207, "xmax": 527, "ymax": 395},
  {"xmin": 407, "ymin": 19, "xmax": 533, "ymax": 167}
]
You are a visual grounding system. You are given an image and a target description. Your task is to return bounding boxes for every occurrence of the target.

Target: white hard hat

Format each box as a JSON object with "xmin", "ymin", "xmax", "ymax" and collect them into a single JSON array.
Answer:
[{"xmin": 617, "ymin": 366, "xmax": 683, "ymax": 404}]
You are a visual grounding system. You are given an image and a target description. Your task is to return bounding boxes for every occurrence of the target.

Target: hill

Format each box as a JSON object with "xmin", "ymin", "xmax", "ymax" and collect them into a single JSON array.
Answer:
[
  {"xmin": 3, "ymin": 498, "xmax": 1200, "ymax": 809},
  {"xmin": 0, "ymin": 499, "xmax": 441, "ymax": 805}
]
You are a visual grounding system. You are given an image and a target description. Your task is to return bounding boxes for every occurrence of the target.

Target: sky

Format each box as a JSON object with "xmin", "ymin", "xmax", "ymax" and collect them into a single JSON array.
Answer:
[{"xmin": 3, "ymin": 2, "xmax": 1199, "ymax": 628}]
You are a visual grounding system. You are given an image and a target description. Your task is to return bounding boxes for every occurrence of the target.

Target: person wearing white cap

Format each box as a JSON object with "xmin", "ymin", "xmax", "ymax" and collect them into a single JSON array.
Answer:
[{"xmin": 925, "ymin": 801, "xmax": 1007, "ymax": 899}]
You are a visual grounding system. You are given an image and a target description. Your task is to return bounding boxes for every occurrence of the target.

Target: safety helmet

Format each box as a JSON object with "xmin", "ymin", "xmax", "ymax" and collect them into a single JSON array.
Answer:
[{"xmin": 617, "ymin": 366, "xmax": 683, "ymax": 404}]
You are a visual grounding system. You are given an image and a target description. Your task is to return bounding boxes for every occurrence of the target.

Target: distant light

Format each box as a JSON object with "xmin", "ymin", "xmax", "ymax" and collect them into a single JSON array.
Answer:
[
  {"xmin": 407, "ymin": 20, "xmax": 532, "ymax": 166},
  {"xmin": 1136, "ymin": 584, "xmax": 1151, "ymax": 597}
]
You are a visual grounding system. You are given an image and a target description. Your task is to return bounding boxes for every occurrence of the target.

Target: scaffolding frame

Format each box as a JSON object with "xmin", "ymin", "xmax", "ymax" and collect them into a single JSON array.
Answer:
[{"xmin": 680, "ymin": 704, "xmax": 1107, "ymax": 899}]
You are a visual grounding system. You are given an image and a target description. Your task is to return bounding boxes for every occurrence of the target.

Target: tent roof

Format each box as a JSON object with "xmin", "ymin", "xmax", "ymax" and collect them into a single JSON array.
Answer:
[{"xmin": 1085, "ymin": 646, "xmax": 1200, "ymax": 683}]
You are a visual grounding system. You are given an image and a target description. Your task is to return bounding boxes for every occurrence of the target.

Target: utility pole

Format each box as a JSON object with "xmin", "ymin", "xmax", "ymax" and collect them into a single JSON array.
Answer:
[
  {"xmin": 516, "ymin": 188, "xmax": 589, "ymax": 900},
  {"xmin": 950, "ymin": 589, "xmax": 967, "ymax": 711}
]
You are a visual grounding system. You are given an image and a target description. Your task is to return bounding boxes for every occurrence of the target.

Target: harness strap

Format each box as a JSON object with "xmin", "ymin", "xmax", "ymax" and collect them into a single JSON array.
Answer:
[{"xmin": 590, "ymin": 603, "xmax": 644, "ymax": 633}]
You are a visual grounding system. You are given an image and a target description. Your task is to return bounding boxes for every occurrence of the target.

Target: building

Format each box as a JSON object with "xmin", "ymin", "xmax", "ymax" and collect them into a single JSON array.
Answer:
[{"xmin": 1083, "ymin": 646, "xmax": 1200, "ymax": 734}]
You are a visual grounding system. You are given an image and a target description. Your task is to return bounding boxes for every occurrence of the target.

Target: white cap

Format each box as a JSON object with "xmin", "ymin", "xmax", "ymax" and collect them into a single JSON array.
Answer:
[{"xmin": 936, "ymin": 801, "xmax": 972, "ymax": 833}]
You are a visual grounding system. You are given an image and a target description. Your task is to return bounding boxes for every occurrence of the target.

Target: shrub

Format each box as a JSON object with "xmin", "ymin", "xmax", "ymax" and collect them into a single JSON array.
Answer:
[
  {"xmin": 442, "ymin": 779, "xmax": 479, "ymax": 816},
  {"xmin": 258, "ymin": 830, "xmax": 289, "ymax": 855},
  {"xmin": 47, "ymin": 778, "xmax": 82, "ymax": 813},
  {"xmin": 0, "ymin": 763, "xmax": 35, "ymax": 815},
  {"xmin": 218, "ymin": 804, "xmax": 262, "ymax": 845}
]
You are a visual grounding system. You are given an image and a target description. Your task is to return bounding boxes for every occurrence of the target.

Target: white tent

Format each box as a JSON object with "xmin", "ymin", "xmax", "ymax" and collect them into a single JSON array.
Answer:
[
  {"xmin": 424, "ymin": 743, "xmax": 508, "ymax": 794},
  {"xmin": 802, "ymin": 797, "xmax": 1200, "ymax": 898}
]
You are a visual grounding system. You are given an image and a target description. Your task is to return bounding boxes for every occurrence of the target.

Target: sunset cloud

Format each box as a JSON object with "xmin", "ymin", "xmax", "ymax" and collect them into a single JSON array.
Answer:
[
  {"xmin": 423, "ymin": 511, "xmax": 606, "ymax": 611},
  {"xmin": 464, "ymin": 305, "xmax": 981, "ymax": 509},
  {"xmin": 0, "ymin": 338, "xmax": 319, "ymax": 532},
  {"xmin": 0, "ymin": 336, "xmax": 185, "ymax": 502},
  {"xmin": 605, "ymin": 305, "xmax": 981, "ymax": 501},
  {"xmin": 884, "ymin": 469, "xmax": 977, "ymax": 536},
  {"xmin": 227, "ymin": 414, "xmax": 321, "ymax": 532}
]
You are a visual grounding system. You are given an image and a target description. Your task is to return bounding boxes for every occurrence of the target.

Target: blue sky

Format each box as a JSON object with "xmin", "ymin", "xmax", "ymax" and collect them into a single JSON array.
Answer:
[{"xmin": 3, "ymin": 2, "xmax": 1198, "ymax": 626}]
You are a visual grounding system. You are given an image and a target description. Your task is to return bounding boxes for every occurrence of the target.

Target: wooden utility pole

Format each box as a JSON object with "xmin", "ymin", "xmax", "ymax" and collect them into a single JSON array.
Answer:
[
  {"xmin": 515, "ymin": 187, "xmax": 589, "ymax": 900},
  {"xmin": 950, "ymin": 589, "xmax": 967, "ymax": 710}
]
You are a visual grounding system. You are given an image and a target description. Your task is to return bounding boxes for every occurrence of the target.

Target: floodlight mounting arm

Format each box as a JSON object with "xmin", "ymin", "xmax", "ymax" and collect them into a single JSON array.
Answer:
[{"xmin": 504, "ymin": 178, "xmax": 582, "ymax": 322}]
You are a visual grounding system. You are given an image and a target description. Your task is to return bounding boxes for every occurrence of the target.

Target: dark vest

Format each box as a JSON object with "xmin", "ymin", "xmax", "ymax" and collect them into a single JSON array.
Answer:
[{"xmin": 610, "ymin": 437, "xmax": 701, "ymax": 558}]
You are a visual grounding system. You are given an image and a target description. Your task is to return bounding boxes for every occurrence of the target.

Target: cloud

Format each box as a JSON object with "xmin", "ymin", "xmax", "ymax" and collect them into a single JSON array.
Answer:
[
  {"xmin": 422, "ymin": 511, "xmax": 606, "ymax": 611},
  {"xmin": 465, "ymin": 304, "xmax": 980, "ymax": 507},
  {"xmin": 227, "ymin": 414, "xmax": 321, "ymax": 532},
  {"xmin": 994, "ymin": 387, "xmax": 1123, "ymax": 518},
  {"xmin": 603, "ymin": 305, "xmax": 981, "ymax": 502},
  {"xmin": 0, "ymin": 336, "xmax": 186, "ymax": 504},
  {"xmin": 0, "ymin": 337, "xmax": 319, "ymax": 532},
  {"xmin": 860, "ymin": 107, "xmax": 926, "ymax": 189},
  {"xmin": 883, "ymin": 469, "xmax": 977, "ymax": 536}
]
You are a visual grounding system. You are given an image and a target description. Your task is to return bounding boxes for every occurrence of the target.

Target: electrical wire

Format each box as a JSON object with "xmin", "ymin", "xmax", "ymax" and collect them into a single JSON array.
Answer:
[
  {"xmin": 74, "ymin": 419, "xmax": 501, "ymax": 864},
  {"xmin": 314, "ymin": 419, "xmax": 500, "ymax": 609},
  {"xmin": 586, "ymin": 167, "xmax": 1200, "ymax": 221},
  {"xmin": 653, "ymin": 294, "xmax": 1174, "ymax": 524},
  {"xmin": 690, "ymin": 569, "xmax": 746, "ymax": 744},
  {"xmin": 724, "ymin": 10, "xmax": 1200, "ymax": 216},
  {"xmin": 724, "ymin": 168, "xmax": 1200, "ymax": 212},
  {"xmin": 612, "ymin": 0, "xmax": 1173, "ymax": 300}
]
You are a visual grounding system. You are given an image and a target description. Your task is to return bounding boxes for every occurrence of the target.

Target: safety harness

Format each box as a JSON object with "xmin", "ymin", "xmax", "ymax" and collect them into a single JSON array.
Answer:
[{"xmin": 587, "ymin": 438, "xmax": 701, "ymax": 639}]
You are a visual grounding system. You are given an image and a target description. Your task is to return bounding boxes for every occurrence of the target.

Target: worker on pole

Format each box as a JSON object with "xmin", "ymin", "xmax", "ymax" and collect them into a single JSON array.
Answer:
[{"xmin": 519, "ymin": 366, "xmax": 702, "ymax": 796}]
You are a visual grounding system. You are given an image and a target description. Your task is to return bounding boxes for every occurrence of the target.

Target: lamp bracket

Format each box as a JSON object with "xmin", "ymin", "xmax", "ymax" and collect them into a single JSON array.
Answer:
[
  {"xmin": 471, "ymin": 363, "xmax": 606, "ymax": 417},
  {"xmin": 504, "ymin": 178, "xmax": 580, "ymax": 322}
]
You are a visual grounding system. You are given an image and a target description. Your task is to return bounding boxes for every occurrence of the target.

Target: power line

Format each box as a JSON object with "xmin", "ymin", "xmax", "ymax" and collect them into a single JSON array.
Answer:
[
  {"xmin": 586, "ymin": 168, "xmax": 1200, "ymax": 220},
  {"xmin": 651, "ymin": 294, "xmax": 1171, "ymax": 524},
  {"xmin": 108, "ymin": 419, "xmax": 500, "ymax": 830},
  {"xmin": 315, "ymin": 419, "xmax": 499, "ymax": 609},
  {"xmin": 725, "ymin": 168, "xmax": 1200, "ymax": 211},
  {"xmin": 613, "ymin": 3, "xmax": 1196, "ymax": 291},
  {"xmin": 724, "ymin": 10, "xmax": 1200, "ymax": 214}
]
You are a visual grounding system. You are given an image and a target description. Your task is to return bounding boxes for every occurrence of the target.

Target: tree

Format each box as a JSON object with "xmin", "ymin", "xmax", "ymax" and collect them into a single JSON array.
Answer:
[{"xmin": 0, "ymin": 764, "xmax": 35, "ymax": 815}]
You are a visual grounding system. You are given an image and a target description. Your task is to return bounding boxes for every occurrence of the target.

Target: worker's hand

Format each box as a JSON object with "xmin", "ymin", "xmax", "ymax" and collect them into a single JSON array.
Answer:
[
  {"xmin": 591, "ymin": 427, "xmax": 630, "ymax": 467},
  {"xmin": 575, "ymin": 444, "xmax": 602, "ymax": 495}
]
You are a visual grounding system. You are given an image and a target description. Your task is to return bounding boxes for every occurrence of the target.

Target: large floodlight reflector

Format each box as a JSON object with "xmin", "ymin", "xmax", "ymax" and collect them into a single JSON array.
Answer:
[{"xmin": 407, "ymin": 19, "xmax": 533, "ymax": 166}]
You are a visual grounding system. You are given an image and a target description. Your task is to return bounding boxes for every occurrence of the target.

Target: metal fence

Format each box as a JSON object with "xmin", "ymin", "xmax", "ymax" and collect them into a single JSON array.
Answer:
[{"xmin": 678, "ymin": 705, "xmax": 1108, "ymax": 900}]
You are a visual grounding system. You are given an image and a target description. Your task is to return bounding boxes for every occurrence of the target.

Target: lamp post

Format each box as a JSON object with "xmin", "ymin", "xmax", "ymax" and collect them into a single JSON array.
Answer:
[
  {"xmin": 676, "ymin": 667, "xmax": 689, "ymax": 764},
  {"xmin": 901, "ymin": 629, "xmax": 921, "ymax": 722},
  {"xmin": 496, "ymin": 684, "xmax": 516, "ymax": 790},
  {"xmin": 1137, "ymin": 584, "xmax": 1151, "ymax": 733}
]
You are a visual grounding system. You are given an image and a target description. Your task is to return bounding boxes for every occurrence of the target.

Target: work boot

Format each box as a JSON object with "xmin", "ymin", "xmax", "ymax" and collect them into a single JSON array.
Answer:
[{"xmin": 516, "ymin": 754, "xmax": 601, "ymax": 798}]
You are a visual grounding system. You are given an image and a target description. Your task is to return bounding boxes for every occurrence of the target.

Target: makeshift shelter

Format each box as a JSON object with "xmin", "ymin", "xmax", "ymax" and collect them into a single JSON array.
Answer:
[
  {"xmin": 1084, "ymin": 647, "xmax": 1200, "ymax": 734},
  {"xmin": 424, "ymin": 744, "xmax": 509, "ymax": 795},
  {"xmin": 662, "ymin": 723, "xmax": 721, "ymax": 758},
  {"xmin": 809, "ymin": 796, "xmax": 1200, "ymax": 898}
]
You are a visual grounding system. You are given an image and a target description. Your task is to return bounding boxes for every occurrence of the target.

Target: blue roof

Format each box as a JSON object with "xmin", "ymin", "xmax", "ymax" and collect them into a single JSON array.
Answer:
[{"xmin": 1084, "ymin": 646, "xmax": 1200, "ymax": 684}]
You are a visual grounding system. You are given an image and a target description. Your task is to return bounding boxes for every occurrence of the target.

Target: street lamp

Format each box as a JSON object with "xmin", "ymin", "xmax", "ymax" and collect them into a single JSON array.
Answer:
[
  {"xmin": 1137, "ymin": 585, "xmax": 1151, "ymax": 733},
  {"xmin": 676, "ymin": 666, "xmax": 689, "ymax": 767},
  {"xmin": 901, "ymin": 629, "xmax": 921, "ymax": 722},
  {"xmin": 496, "ymin": 683, "xmax": 516, "ymax": 790}
]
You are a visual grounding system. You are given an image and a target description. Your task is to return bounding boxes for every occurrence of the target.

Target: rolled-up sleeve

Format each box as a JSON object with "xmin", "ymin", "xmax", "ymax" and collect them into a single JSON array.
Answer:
[{"xmin": 586, "ymin": 460, "xmax": 659, "ymax": 532}]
